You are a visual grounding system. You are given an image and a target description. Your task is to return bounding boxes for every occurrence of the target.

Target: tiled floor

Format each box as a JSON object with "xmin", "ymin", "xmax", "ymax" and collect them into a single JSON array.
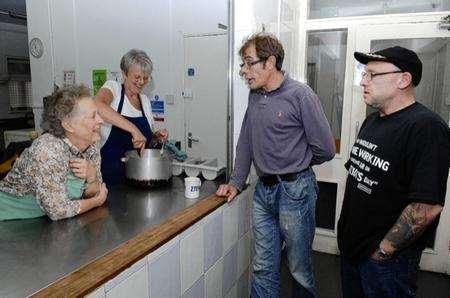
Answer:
[{"xmin": 281, "ymin": 251, "xmax": 450, "ymax": 298}]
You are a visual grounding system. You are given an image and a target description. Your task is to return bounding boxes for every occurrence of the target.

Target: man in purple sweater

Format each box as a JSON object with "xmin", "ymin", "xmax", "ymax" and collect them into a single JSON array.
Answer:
[{"xmin": 216, "ymin": 33, "xmax": 335, "ymax": 297}]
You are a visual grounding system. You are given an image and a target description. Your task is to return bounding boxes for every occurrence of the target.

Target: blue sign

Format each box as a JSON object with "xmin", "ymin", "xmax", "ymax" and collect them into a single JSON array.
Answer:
[
  {"xmin": 151, "ymin": 100, "xmax": 164, "ymax": 113},
  {"xmin": 188, "ymin": 68, "xmax": 195, "ymax": 76},
  {"xmin": 151, "ymin": 97, "xmax": 165, "ymax": 122}
]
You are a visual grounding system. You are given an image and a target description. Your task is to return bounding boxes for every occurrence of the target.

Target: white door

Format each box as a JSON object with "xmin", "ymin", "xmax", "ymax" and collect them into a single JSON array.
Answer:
[
  {"xmin": 305, "ymin": 28, "xmax": 355, "ymax": 255},
  {"xmin": 352, "ymin": 22, "xmax": 450, "ymax": 274},
  {"xmin": 183, "ymin": 34, "xmax": 228, "ymax": 165}
]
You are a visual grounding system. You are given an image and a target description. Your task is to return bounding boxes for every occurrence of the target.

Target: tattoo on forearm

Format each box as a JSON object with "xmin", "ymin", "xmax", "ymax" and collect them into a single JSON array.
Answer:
[{"xmin": 384, "ymin": 203, "xmax": 431, "ymax": 251}]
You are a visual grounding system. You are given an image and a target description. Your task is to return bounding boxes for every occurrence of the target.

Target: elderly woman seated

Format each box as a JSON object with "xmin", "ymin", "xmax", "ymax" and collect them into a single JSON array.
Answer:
[{"xmin": 0, "ymin": 84, "xmax": 108, "ymax": 221}]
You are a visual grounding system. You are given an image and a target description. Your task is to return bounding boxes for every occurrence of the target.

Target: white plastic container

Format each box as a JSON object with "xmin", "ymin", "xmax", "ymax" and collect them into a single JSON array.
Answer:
[
  {"xmin": 172, "ymin": 157, "xmax": 226, "ymax": 181},
  {"xmin": 201, "ymin": 159, "xmax": 226, "ymax": 180},
  {"xmin": 172, "ymin": 162, "xmax": 184, "ymax": 176},
  {"xmin": 184, "ymin": 176, "xmax": 201, "ymax": 199}
]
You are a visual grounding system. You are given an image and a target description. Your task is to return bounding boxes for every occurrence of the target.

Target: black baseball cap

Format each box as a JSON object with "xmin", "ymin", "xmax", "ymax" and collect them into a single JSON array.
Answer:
[{"xmin": 354, "ymin": 46, "xmax": 422, "ymax": 86}]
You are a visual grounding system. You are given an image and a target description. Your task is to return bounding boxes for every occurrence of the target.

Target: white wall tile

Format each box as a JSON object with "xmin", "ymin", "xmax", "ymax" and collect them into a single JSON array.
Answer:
[
  {"xmin": 148, "ymin": 241, "xmax": 181, "ymax": 298},
  {"xmin": 224, "ymin": 284, "xmax": 238, "ymax": 298},
  {"xmin": 237, "ymin": 231, "xmax": 252, "ymax": 278},
  {"xmin": 233, "ymin": 28, "xmax": 253, "ymax": 140},
  {"xmin": 223, "ymin": 199, "xmax": 239, "ymax": 254},
  {"xmin": 222, "ymin": 244, "xmax": 238, "ymax": 295},
  {"xmin": 205, "ymin": 258, "xmax": 223, "ymax": 298},
  {"xmin": 179, "ymin": 220, "xmax": 203, "ymax": 240},
  {"xmin": 235, "ymin": 1, "xmax": 257, "ymax": 31},
  {"xmin": 238, "ymin": 190, "xmax": 251, "ymax": 238},
  {"xmin": 180, "ymin": 225, "xmax": 204, "ymax": 293},
  {"xmin": 182, "ymin": 275, "xmax": 204, "ymax": 298},
  {"xmin": 147, "ymin": 235, "xmax": 180, "ymax": 264},
  {"xmin": 105, "ymin": 266, "xmax": 149, "ymax": 298},
  {"xmin": 237, "ymin": 268, "xmax": 250, "ymax": 298},
  {"xmin": 105, "ymin": 258, "xmax": 147, "ymax": 292},
  {"xmin": 204, "ymin": 207, "xmax": 223, "ymax": 272},
  {"xmin": 85, "ymin": 286, "xmax": 105, "ymax": 298},
  {"xmin": 232, "ymin": 83, "xmax": 248, "ymax": 137},
  {"xmin": 203, "ymin": 205, "xmax": 223, "ymax": 224}
]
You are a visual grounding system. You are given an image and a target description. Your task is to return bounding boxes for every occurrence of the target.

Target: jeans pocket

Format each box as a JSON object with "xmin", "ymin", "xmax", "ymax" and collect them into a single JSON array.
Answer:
[{"xmin": 281, "ymin": 176, "xmax": 309, "ymax": 200}]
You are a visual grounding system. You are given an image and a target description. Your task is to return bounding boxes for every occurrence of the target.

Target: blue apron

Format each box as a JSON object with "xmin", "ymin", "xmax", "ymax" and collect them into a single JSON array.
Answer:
[{"xmin": 100, "ymin": 84, "xmax": 153, "ymax": 185}]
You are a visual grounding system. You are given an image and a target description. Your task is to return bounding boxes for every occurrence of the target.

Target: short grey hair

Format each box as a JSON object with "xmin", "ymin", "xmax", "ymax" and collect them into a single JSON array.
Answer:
[
  {"xmin": 41, "ymin": 84, "xmax": 91, "ymax": 138},
  {"xmin": 120, "ymin": 49, "xmax": 153, "ymax": 76}
]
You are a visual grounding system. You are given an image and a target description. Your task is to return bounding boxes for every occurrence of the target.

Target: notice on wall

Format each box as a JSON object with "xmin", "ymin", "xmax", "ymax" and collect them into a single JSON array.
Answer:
[
  {"xmin": 92, "ymin": 69, "xmax": 107, "ymax": 95},
  {"xmin": 63, "ymin": 70, "xmax": 76, "ymax": 87},
  {"xmin": 151, "ymin": 95, "xmax": 165, "ymax": 122},
  {"xmin": 108, "ymin": 70, "xmax": 122, "ymax": 83}
]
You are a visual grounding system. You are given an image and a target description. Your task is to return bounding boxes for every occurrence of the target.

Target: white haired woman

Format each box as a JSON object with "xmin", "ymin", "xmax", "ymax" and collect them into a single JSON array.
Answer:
[
  {"xmin": 95, "ymin": 49, "xmax": 168, "ymax": 185},
  {"xmin": 0, "ymin": 85, "xmax": 108, "ymax": 221}
]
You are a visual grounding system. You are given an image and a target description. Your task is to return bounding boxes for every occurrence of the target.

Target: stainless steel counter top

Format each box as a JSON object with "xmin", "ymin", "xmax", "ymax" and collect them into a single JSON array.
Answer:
[{"xmin": 0, "ymin": 176, "xmax": 224, "ymax": 298}]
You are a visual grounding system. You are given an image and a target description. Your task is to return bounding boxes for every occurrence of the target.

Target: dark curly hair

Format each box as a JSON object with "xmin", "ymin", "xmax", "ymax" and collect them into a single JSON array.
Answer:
[
  {"xmin": 41, "ymin": 84, "xmax": 91, "ymax": 138},
  {"xmin": 239, "ymin": 32, "xmax": 285, "ymax": 71}
]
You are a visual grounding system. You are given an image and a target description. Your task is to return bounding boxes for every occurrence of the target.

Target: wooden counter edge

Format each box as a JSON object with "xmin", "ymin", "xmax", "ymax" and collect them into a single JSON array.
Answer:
[{"xmin": 32, "ymin": 194, "xmax": 227, "ymax": 298}]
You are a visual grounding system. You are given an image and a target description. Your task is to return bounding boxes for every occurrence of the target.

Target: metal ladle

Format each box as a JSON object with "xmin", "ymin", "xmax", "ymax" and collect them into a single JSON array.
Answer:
[{"xmin": 160, "ymin": 140, "xmax": 166, "ymax": 155}]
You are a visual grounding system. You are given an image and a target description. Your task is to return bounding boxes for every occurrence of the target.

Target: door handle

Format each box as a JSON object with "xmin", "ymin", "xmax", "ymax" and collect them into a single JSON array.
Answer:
[{"xmin": 187, "ymin": 132, "xmax": 199, "ymax": 148}]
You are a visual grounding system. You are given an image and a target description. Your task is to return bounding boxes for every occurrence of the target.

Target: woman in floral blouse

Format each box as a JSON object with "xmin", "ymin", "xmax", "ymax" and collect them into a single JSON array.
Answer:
[{"xmin": 0, "ymin": 84, "xmax": 108, "ymax": 221}]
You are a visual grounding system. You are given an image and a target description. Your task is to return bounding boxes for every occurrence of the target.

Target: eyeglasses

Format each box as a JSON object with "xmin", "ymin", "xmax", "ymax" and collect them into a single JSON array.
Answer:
[
  {"xmin": 361, "ymin": 70, "xmax": 403, "ymax": 81},
  {"xmin": 239, "ymin": 59, "xmax": 265, "ymax": 69},
  {"xmin": 132, "ymin": 75, "xmax": 150, "ymax": 84}
]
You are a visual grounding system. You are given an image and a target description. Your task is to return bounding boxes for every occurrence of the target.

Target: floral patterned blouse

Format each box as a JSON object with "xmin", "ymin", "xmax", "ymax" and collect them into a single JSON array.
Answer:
[{"xmin": 0, "ymin": 133, "xmax": 102, "ymax": 220}]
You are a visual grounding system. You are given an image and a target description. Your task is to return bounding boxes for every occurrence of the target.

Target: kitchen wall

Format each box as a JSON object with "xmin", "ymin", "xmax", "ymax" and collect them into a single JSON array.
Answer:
[
  {"xmin": 0, "ymin": 21, "xmax": 28, "ymax": 119},
  {"xmin": 25, "ymin": 0, "xmax": 228, "ymax": 144},
  {"xmin": 26, "ymin": 0, "xmax": 301, "ymax": 169}
]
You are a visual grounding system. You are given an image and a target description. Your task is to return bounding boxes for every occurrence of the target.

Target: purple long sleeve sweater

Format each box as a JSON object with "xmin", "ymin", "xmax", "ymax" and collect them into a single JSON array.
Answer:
[{"xmin": 229, "ymin": 74, "xmax": 335, "ymax": 191}]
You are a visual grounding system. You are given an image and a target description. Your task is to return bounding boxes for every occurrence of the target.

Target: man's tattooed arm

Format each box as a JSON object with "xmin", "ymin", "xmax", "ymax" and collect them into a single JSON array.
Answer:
[{"xmin": 380, "ymin": 203, "xmax": 443, "ymax": 254}]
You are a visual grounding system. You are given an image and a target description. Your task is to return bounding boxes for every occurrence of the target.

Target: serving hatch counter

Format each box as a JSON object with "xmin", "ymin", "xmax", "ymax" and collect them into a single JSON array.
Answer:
[{"xmin": 0, "ymin": 176, "xmax": 234, "ymax": 297}]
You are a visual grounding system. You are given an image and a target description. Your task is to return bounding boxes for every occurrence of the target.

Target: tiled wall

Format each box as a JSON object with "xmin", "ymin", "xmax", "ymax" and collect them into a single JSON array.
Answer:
[{"xmin": 86, "ymin": 185, "xmax": 254, "ymax": 298}]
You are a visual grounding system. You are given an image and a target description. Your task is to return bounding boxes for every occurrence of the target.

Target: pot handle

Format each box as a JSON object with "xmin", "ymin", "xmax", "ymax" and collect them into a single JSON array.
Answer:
[{"xmin": 120, "ymin": 157, "xmax": 128, "ymax": 162}]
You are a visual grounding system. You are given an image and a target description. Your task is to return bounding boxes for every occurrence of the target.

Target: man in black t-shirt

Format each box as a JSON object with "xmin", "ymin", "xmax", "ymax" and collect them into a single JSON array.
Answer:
[{"xmin": 337, "ymin": 46, "xmax": 450, "ymax": 297}]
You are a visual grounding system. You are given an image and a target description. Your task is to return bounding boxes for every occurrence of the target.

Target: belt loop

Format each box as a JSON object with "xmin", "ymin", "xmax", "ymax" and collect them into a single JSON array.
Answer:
[{"xmin": 276, "ymin": 175, "xmax": 282, "ymax": 184}]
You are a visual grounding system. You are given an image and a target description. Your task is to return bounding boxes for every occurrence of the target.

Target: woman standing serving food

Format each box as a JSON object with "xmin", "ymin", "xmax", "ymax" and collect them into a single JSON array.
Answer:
[{"xmin": 95, "ymin": 49, "xmax": 168, "ymax": 185}]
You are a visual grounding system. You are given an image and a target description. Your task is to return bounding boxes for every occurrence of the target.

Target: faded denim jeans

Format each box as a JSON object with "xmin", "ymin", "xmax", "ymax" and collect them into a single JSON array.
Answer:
[
  {"xmin": 251, "ymin": 168, "xmax": 318, "ymax": 298},
  {"xmin": 341, "ymin": 247, "xmax": 422, "ymax": 298}
]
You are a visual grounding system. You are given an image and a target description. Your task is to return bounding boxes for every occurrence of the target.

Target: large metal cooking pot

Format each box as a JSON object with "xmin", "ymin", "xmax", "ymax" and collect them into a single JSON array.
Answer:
[{"xmin": 121, "ymin": 149, "xmax": 173, "ymax": 187}]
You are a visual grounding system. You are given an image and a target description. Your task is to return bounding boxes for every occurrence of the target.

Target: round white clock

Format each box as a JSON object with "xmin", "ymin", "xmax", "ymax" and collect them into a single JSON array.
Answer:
[{"xmin": 29, "ymin": 37, "xmax": 44, "ymax": 58}]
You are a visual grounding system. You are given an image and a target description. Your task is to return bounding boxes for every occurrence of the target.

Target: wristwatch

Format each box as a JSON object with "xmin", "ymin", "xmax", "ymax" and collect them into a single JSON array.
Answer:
[{"xmin": 376, "ymin": 247, "xmax": 392, "ymax": 261}]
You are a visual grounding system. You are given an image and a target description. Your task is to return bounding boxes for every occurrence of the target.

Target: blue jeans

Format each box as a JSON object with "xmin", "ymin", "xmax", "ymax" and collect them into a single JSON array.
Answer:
[
  {"xmin": 341, "ymin": 248, "xmax": 422, "ymax": 298},
  {"xmin": 251, "ymin": 168, "xmax": 318, "ymax": 298}
]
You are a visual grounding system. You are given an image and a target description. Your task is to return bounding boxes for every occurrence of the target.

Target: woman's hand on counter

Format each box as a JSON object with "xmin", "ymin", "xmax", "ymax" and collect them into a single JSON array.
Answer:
[
  {"xmin": 70, "ymin": 158, "xmax": 97, "ymax": 183},
  {"xmin": 216, "ymin": 184, "xmax": 238, "ymax": 202}
]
